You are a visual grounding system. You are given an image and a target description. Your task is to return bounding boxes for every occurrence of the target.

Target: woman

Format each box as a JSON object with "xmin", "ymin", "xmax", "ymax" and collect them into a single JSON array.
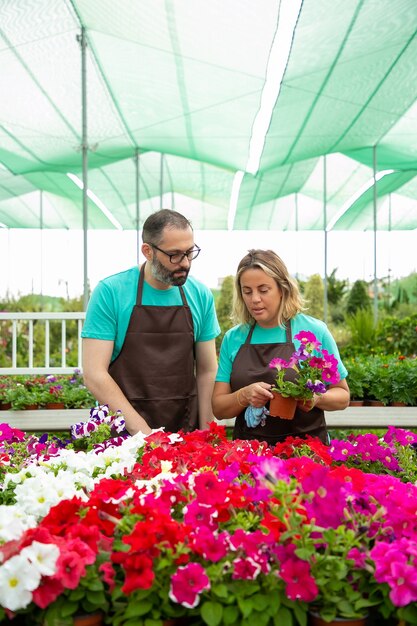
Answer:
[{"xmin": 212, "ymin": 249, "xmax": 349, "ymax": 444}]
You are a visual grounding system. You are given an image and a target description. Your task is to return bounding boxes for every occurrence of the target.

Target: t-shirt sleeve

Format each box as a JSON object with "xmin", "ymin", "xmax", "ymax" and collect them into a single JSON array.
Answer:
[
  {"xmin": 215, "ymin": 331, "xmax": 234, "ymax": 383},
  {"xmin": 195, "ymin": 288, "xmax": 221, "ymax": 342},
  {"xmin": 320, "ymin": 326, "xmax": 348, "ymax": 380},
  {"xmin": 81, "ymin": 281, "xmax": 117, "ymax": 340}
]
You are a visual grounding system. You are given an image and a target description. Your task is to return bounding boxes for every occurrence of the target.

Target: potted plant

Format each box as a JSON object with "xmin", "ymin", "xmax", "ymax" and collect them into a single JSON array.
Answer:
[
  {"xmin": 0, "ymin": 379, "xmax": 12, "ymax": 410},
  {"xmin": 268, "ymin": 330, "xmax": 340, "ymax": 418},
  {"xmin": 344, "ymin": 357, "xmax": 365, "ymax": 406},
  {"xmin": 61, "ymin": 383, "xmax": 95, "ymax": 409},
  {"xmin": 0, "ymin": 496, "xmax": 111, "ymax": 626},
  {"xmin": 364, "ymin": 356, "xmax": 391, "ymax": 406},
  {"xmin": 5, "ymin": 383, "xmax": 41, "ymax": 410},
  {"xmin": 389, "ymin": 356, "xmax": 417, "ymax": 406}
]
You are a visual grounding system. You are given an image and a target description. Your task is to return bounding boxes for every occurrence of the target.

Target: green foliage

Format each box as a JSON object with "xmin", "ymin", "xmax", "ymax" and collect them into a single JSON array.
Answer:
[
  {"xmin": 344, "ymin": 354, "xmax": 417, "ymax": 405},
  {"xmin": 303, "ymin": 274, "xmax": 324, "ymax": 319},
  {"xmin": 375, "ymin": 313, "xmax": 417, "ymax": 356},
  {"xmin": 343, "ymin": 308, "xmax": 377, "ymax": 356},
  {"xmin": 392, "ymin": 272, "xmax": 417, "ymax": 303},
  {"xmin": 343, "ymin": 358, "xmax": 366, "ymax": 400},
  {"xmin": 0, "ymin": 293, "xmax": 83, "ymax": 368},
  {"xmin": 215, "ymin": 275, "xmax": 234, "ymax": 353},
  {"xmin": 346, "ymin": 280, "xmax": 371, "ymax": 316},
  {"xmin": 0, "ymin": 373, "xmax": 95, "ymax": 410},
  {"xmin": 69, "ymin": 423, "xmax": 112, "ymax": 451},
  {"xmin": 327, "ymin": 268, "xmax": 348, "ymax": 306}
]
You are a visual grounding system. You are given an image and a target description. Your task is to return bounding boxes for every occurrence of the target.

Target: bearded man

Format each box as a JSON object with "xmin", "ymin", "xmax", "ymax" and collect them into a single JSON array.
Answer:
[{"xmin": 82, "ymin": 209, "xmax": 220, "ymax": 435}]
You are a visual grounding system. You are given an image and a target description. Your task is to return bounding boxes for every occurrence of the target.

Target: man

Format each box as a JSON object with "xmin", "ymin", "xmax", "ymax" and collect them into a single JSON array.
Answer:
[{"xmin": 81, "ymin": 209, "xmax": 220, "ymax": 435}]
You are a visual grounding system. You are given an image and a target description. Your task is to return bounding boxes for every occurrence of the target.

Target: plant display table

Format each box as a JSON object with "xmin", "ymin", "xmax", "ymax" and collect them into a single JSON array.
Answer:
[{"xmin": 1, "ymin": 406, "xmax": 417, "ymax": 431}]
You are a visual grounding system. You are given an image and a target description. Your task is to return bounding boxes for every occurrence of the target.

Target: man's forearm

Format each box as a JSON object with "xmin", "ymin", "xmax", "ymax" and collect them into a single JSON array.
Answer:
[
  {"xmin": 84, "ymin": 372, "xmax": 152, "ymax": 435},
  {"xmin": 196, "ymin": 370, "xmax": 217, "ymax": 429}
]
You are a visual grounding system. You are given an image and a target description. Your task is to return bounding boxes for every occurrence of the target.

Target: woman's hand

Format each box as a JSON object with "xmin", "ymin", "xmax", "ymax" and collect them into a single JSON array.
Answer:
[
  {"xmin": 296, "ymin": 396, "xmax": 318, "ymax": 412},
  {"xmin": 239, "ymin": 382, "xmax": 274, "ymax": 408}
]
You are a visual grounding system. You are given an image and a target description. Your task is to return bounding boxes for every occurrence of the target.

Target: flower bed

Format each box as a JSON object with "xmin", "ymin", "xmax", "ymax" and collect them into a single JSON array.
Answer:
[
  {"xmin": 1, "ymin": 409, "xmax": 417, "ymax": 625},
  {"xmin": 345, "ymin": 354, "xmax": 417, "ymax": 406},
  {"xmin": 0, "ymin": 371, "xmax": 95, "ymax": 410}
]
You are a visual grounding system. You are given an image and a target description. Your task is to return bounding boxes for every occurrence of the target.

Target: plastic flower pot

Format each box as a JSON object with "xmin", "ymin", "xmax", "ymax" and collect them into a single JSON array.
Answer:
[
  {"xmin": 73, "ymin": 614, "xmax": 104, "ymax": 626},
  {"xmin": 269, "ymin": 391, "xmax": 297, "ymax": 419},
  {"xmin": 308, "ymin": 613, "xmax": 367, "ymax": 626}
]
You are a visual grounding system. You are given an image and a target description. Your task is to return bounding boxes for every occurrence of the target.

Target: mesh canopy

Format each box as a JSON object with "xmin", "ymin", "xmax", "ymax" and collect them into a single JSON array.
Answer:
[{"xmin": 1, "ymin": 0, "xmax": 417, "ymax": 231}]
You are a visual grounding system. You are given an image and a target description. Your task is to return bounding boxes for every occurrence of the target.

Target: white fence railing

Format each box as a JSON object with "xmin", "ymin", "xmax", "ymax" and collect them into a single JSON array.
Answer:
[{"xmin": 0, "ymin": 312, "xmax": 86, "ymax": 375}]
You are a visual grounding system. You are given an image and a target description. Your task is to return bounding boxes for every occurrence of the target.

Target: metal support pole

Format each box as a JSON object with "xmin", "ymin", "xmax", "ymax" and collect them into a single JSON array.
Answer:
[
  {"xmin": 372, "ymin": 145, "xmax": 378, "ymax": 325},
  {"xmin": 323, "ymin": 156, "xmax": 328, "ymax": 323},
  {"xmin": 160, "ymin": 153, "xmax": 164, "ymax": 210},
  {"xmin": 135, "ymin": 149, "xmax": 140, "ymax": 265},
  {"xmin": 295, "ymin": 193, "xmax": 299, "ymax": 281},
  {"xmin": 78, "ymin": 26, "xmax": 89, "ymax": 311},
  {"xmin": 40, "ymin": 190, "xmax": 43, "ymax": 308}
]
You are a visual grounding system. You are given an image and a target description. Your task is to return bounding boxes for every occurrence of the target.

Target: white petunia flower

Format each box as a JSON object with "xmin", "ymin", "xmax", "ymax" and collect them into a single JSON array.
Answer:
[
  {"xmin": 0, "ymin": 554, "xmax": 41, "ymax": 611},
  {"xmin": 0, "ymin": 505, "xmax": 37, "ymax": 543},
  {"xmin": 20, "ymin": 541, "xmax": 60, "ymax": 576}
]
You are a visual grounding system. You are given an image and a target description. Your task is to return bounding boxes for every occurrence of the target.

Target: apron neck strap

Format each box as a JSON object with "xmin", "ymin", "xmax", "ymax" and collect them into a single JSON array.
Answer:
[
  {"xmin": 136, "ymin": 263, "xmax": 187, "ymax": 305},
  {"xmin": 245, "ymin": 320, "xmax": 293, "ymax": 344},
  {"xmin": 245, "ymin": 324, "xmax": 256, "ymax": 344},
  {"xmin": 137, "ymin": 264, "xmax": 145, "ymax": 304}
]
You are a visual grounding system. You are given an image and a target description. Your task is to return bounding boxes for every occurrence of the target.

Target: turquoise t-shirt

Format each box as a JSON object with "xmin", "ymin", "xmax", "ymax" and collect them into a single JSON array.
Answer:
[
  {"xmin": 216, "ymin": 313, "xmax": 348, "ymax": 383},
  {"xmin": 82, "ymin": 266, "xmax": 221, "ymax": 362}
]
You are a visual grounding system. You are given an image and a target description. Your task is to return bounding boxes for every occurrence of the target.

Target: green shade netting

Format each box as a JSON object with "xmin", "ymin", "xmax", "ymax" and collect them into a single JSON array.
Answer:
[{"xmin": 1, "ymin": 0, "xmax": 417, "ymax": 231}]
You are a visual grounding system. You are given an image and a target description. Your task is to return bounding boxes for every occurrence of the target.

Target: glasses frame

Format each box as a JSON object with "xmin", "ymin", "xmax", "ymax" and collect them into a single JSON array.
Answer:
[{"xmin": 149, "ymin": 243, "xmax": 201, "ymax": 264}]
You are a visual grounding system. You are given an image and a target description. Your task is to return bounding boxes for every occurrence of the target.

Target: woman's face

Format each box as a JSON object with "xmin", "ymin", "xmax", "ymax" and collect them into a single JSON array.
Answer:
[{"xmin": 240, "ymin": 267, "xmax": 282, "ymax": 328}]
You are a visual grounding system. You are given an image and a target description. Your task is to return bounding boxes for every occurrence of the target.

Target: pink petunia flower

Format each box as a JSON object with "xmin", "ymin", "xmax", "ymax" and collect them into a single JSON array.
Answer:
[
  {"xmin": 279, "ymin": 557, "xmax": 318, "ymax": 602},
  {"xmin": 169, "ymin": 563, "xmax": 210, "ymax": 608}
]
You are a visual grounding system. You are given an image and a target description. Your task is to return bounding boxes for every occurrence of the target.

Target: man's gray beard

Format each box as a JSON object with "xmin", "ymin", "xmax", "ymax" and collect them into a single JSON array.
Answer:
[{"xmin": 150, "ymin": 256, "xmax": 189, "ymax": 286}]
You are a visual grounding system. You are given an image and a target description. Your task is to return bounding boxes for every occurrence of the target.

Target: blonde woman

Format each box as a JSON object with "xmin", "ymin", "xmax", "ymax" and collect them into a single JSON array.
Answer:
[{"xmin": 212, "ymin": 249, "xmax": 349, "ymax": 444}]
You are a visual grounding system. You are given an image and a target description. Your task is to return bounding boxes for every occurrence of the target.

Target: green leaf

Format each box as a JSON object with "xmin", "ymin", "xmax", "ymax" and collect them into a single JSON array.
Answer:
[
  {"xmin": 201, "ymin": 600, "xmax": 223, "ymax": 626},
  {"xmin": 60, "ymin": 602, "xmax": 78, "ymax": 618},
  {"xmin": 250, "ymin": 594, "xmax": 270, "ymax": 612},
  {"xmin": 237, "ymin": 597, "xmax": 254, "ymax": 618},
  {"xmin": 248, "ymin": 610, "xmax": 270, "ymax": 626},
  {"xmin": 294, "ymin": 548, "xmax": 313, "ymax": 561},
  {"xmin": 88, "ymin": 579, "xmax": 105, "ymax": 591},
  {"xmin": 273, "ymin": 605, "xmax": 293, "ymax": 626},
  {"xmin": 293, "ymin": 603, "xmax": 307, "ymax": 626},
  {"xmin": 124, "ymin": 600, "xmax": 153, "ymax": 618},
  {"xmin": 223, "ymin": 606, "xmax": 240, "ymax": 624},
  {"xmin": 212, "ymin": 583, "xmax": 230, "ymax": 598}
]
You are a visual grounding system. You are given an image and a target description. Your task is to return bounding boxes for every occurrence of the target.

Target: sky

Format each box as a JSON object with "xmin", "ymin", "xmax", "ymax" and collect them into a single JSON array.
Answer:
[{"xmin": 1, "ymin": 227, "xmax": 416, "ymax": 301}]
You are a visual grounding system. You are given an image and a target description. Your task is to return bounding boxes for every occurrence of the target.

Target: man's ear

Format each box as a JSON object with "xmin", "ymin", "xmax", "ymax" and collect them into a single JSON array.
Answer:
[{"xmin": 142, "ymin": 243, "xmax": 153, "ymax": 261}]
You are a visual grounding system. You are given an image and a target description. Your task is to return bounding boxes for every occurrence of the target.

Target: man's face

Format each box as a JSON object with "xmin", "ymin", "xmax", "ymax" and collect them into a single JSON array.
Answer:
[{"xmin": 149, "ymin": 226, "xmax": 195, "ymax": 287}]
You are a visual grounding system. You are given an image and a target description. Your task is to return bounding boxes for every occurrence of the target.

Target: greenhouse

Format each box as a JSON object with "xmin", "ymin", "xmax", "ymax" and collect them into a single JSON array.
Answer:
[{"xmin": 1, "ymin": 1, "xmax": 417, "ymax": 625}]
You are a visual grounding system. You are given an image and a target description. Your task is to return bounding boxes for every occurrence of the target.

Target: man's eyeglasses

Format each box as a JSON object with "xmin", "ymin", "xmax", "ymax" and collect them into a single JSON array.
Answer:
[{"xmin": 150, "ymin": 243, "xmax": 201, "ymax": 264}]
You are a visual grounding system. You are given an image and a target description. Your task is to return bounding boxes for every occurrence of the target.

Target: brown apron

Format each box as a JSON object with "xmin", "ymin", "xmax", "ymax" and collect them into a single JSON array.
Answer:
[
  {"xmin": 108, "ymin": 264, "xmax": 198, "ymax": 432},
  {"xmin": 231, "ymin": 322, "xmax": 327, "ymax": 444}
]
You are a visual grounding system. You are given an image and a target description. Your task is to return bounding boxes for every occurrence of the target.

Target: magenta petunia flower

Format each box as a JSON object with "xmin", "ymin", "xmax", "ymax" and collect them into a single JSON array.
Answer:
[
  {"xmin": 183, "ymin": 501, "xmax": 217, "ymax": 530},
  {"xmin": 169, "ymin": 563, "xmax": 210, "ymax": 608},
  {"xmin": 388, "ymin": 561, "xmax": 417, "ymax": 606},
  {"xmin": 232, "ymin": 557, "xmax": 261, "ymax": 580},
  {"xmin": 279, "ymin": 557, "xmax": 318, "ymax": 601}
]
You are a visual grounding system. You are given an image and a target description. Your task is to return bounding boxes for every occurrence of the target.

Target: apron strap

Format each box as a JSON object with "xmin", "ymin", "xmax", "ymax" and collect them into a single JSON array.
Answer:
[
  {"xmin": 244, "ymin": 324, "xmax": 256, "ymax": 344},
  {"xmin": 285, "ymin": 320, "xmax": 292, "ymax": 343},
  {"xmin": 245, "ymin": 321, "xmax": 292, "ymax": 345},
  {"xmin": 136, "ymin": 264, "xmax": 145, "ymax": 305}
]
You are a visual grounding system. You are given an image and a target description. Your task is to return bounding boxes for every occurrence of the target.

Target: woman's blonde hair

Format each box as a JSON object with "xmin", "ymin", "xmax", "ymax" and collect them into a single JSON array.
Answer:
[{"xmin": 232, "ymin": 249, "xmax": 304, "ymax": 326}]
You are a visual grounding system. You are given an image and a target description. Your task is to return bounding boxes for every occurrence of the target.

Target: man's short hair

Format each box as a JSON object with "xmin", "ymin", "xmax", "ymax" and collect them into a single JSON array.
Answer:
[{"xmin": 142, "ymin": 209, "xmax": 193, "ymax": 245}]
